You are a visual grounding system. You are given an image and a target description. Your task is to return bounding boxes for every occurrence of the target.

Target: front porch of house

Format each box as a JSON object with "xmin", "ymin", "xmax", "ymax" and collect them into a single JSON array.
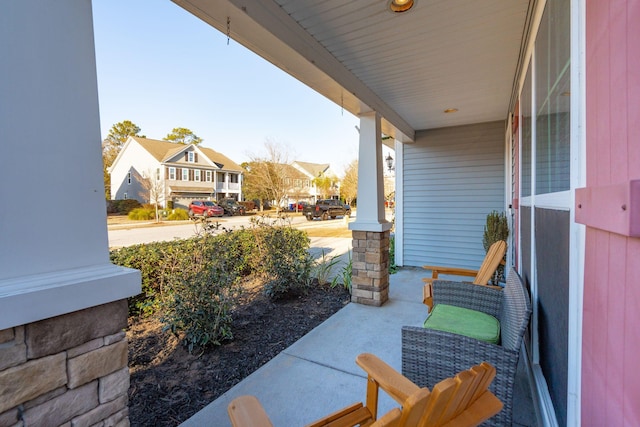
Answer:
[{"xmin": 180, "ymin": 267, "xmax": 538, "ymax": 427}]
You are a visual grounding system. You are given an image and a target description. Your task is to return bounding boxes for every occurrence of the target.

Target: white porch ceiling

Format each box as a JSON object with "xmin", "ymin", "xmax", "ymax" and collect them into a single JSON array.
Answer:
[{"xmin": 174, "ymin": 0, "xmax": 532, "ymax": 142}]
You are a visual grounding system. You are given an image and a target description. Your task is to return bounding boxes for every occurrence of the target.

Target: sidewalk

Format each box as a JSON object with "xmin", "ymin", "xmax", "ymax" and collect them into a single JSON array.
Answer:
[{"xmin": 180, "ymin": 268, "xmax": 537, "ymax": 426}]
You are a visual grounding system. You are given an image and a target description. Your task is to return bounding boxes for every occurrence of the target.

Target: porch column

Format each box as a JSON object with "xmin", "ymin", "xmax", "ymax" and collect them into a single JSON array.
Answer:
[
  {"xmin": 0, "ymin": 1, "xmax": 140, "ymax": 425},
  {"xmin": 349, "ymin": 112, "xmax": 393, "ymax": 306}
]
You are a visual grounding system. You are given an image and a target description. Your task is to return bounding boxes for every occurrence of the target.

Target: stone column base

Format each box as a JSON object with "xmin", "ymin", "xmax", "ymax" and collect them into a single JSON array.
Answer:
[
  {"xmin": 0, "ymin": 300, "xmax": 131, "ymax": 426},
  {"xmin": 351, "ymin": 230, "xmax": 390, "ymax": 306}
]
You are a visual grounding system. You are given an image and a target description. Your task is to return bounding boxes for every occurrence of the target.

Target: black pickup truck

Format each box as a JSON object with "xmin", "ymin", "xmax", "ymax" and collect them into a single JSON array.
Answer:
[{"xmin": 303, "ymin": 199, "xmax": 349, "ymax": 221}]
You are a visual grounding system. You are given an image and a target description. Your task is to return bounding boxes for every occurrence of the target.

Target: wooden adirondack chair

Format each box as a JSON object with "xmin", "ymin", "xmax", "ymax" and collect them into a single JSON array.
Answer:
[
  {"xmin": 422, "ymin": 240, "xmax": 507, "ymax": 310},
  {"xmin": 227, "ymin": 353, "xmax": 502, "ymax": 427}
]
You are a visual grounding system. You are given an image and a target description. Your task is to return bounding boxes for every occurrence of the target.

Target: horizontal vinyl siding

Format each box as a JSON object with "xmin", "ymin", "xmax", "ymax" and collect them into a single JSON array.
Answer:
[{"xmin": 402, "ymin": 121, "xmax": 505, "ymax": 269}]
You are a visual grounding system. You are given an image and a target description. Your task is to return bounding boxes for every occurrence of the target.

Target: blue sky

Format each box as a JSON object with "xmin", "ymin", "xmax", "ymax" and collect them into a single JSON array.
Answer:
[{"xmin": 92, "ymin": 0, "xmax": 362, "ymax": 174}]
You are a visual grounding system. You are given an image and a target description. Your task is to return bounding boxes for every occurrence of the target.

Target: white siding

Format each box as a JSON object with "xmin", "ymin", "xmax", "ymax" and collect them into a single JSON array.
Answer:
[
  {"xmin": 110, "ymin": 140, "xmax": 160, "ymax": 201},
  {"xmin": 402, "ymin": 121, "xmax": 505, "ymax": 269}
]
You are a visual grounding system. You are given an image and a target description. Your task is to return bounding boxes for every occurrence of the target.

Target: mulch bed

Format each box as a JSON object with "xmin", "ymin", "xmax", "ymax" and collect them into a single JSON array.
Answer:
[{"xmin": 126, "ymin": 282, "xmax": 351, "ymax": 426}]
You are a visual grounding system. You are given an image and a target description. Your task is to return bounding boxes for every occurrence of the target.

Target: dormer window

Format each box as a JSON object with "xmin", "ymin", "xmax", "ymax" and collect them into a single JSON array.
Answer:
[{"xmin": 185, "ymin": 151, "xmax": 197, "ymax": 163}]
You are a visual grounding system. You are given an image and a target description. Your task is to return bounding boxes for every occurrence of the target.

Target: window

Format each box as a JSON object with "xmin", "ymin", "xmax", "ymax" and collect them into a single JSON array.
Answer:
[
  {"xmin": 229, "ymin": 174, "xmax": 239, "ymax": 183},
  {"xmin": 205, "ymin": 171, "xmax": 212, "ymax": 182},
  {"xmin": 182, "ymin": 168, "xmax": 189, "ymax": 181},
  {"xmin": 127, "ymin": 172, "xmax": 131, "ymax": 185},
  {"xmin": 188, "ymin": 152, "xmax": 195, "ymax": 163},
  {"xmin": 169, "ymin": 167, "xmax": 176, "ymax": 180},
  {"xmin": 123, "ymin": 192, "xmax": 128, "ymax": 199},
  {"xmin": 194, "ymin": 170, "xmax": 201, "ymax": 182},
  {"xmin": 156, "ymin": 168, "xmax": 160, "ymax": 180},
  {"xmin": 534, "ymin": 0, "xmax": 570, "ymax": 195}
]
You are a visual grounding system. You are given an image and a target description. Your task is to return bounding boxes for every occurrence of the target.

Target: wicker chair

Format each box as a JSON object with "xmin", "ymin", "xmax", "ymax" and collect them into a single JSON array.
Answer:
[{"xmin": 401, "ymin": 268, "xmax": 531, "ymax": 426}]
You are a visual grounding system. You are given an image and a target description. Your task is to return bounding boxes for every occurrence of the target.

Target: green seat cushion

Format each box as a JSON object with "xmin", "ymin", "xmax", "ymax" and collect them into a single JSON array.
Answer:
[{"xmin": 423, "ymin": 304, "xmax": 500, "ymax": 344}]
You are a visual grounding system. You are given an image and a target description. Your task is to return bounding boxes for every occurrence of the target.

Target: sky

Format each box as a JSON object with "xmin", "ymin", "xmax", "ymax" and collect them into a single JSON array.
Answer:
[{"xmin": 91, "ymin": 0, "xmax": 366, "ymax": 175}]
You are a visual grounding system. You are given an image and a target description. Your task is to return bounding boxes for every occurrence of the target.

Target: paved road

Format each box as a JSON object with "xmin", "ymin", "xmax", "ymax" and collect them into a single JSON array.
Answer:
[{"xmin": 108, "ymin": 214, "xmax": 353, "ymax": 275}]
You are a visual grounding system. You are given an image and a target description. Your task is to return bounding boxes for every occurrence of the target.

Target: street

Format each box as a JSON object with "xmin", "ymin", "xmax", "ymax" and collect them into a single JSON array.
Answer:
[{"xmin": 107, "ymin": 213, "xmax": 354, "ymax": 273}]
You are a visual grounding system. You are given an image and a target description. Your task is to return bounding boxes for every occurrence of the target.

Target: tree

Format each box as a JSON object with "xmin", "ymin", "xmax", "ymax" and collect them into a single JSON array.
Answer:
[
  {"xmin": 139, "ymin": 168, "xmax": 165, "ymax": 222},
  {"xmin": 340, "ymin": 159, "xmax": 358, "ymax": 206},
  {"xmin": 313, "ymin": 174, "xmax": 334, "ymax": 199},
  {"xmin": 102, "ymin": 120, "xmax": 144, "ymax": 199},
  {"xmin": 164, "ymin": 127, "xmax": 203, "ymax": 145},
  {"xmin": 243, "ymin": 141, "xmax": 292, "ymax": 212}
]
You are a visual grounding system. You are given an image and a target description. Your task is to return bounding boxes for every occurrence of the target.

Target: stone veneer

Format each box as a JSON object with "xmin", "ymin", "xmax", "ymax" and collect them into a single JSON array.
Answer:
[
  {"xmin": 351, "ymin": 230, "xmax": 390, "ymax": 306},
  {"xmin": 0, "ymin": 300, "xmax": 130, "ymax": 427}
]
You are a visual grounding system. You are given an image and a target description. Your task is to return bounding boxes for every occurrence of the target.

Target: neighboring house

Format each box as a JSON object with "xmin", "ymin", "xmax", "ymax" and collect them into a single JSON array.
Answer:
[
  {"xmin": 291, "ymin": 161, "xmax": 340, "ymax": 202},
  {"xmin": 109, "ymin": 137, "xmax": 244, "ymax": 209}
]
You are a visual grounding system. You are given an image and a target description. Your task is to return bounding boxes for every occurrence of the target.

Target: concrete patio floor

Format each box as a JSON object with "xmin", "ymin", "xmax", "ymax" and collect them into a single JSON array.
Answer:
[{"xmin": 181, "ymin": 267, "xmax": 538, "ymax": 427}]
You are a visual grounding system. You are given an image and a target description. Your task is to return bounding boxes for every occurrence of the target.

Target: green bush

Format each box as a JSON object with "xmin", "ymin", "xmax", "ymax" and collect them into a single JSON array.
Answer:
[
  {"xmin": 110, "ymin": 219, "xmax": 315, "ymax": 351},
  {"xmin": 389, "ymin": 234, "xmax": 398, "ymax": 274},
  {"xmin": 128, "ymin": 207, "xmax": 155, "ymax": 220},
  {"xmin": 255, "ymin": 226, "xmax": 312, "ymax": 300},
  {"xmin": 482, "ymin": 210, "xmax": 509, "ymax": 283},
  {"xmin": 107, "ymin": 199, "xmax": 141, "ymax": 214},
  {"xmin": 167, "ymin": 208, "xmax": 189, "ymax": 221},
  {"xmin": 159, "ymin": 235, "xmax": 241, "ymax": 352},
  {"xmin": 110, "ymin": 242, "xmax": 166, "ymax": 315}
]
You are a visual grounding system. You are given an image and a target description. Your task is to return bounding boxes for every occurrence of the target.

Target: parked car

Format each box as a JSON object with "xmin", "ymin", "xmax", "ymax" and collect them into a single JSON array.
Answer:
[
  {"xmin": 303, "ymin": 199, "xmax": 349, "ymax": 221},
  {"xmin": 343, "ymin": 204, "xmax": 351, "ymax": 216},
  {"xmin": 218, "ymin": 198, "xmax": 246, "ymax": 216},
  {"xmin": 289, "ymin": 201, "xmax": 310, "ymax": 211},
  {"xmin": 238, "ymin": 200, "xmax": 256, "ymax": 211},
  {"xmin": 188, "ymin": 200, "xmax": 224, "ymax": 218}
]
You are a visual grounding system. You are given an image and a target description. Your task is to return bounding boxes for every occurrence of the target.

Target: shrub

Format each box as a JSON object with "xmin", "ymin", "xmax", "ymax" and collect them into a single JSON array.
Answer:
[
  {"xmin": 167, "ymin": 208, "xmax": 189, "ymax": 221},
  {"xmin": 107, "ymin": 199, "xmax": 141, "ymax": 215},
  {"xmin": 212, "ymin": 229, "xmax": 258, "ymax": 277},
  {"xmin": 483, "ymin": 210, "xmax": 509, "ymax": 283},
  {"xmin": 128, "ymin": 207, "xmax": 155, "ymax": 220},
  {"xmin": 313, "ymin": 250, "xmax": 340, "ymax": 285},
  {"xmin": 254, "ymin": 225, "xmax": 312, "ymax": 300},
  {"xmin": 110, "ymin": 218, "xmax": 315, "ymax": 351},
  {"xmin": 159, "ymin": 235, "xmax": 242, "ymax": 352},
  {"xmin": 110, "ymin": 242, "xmax": 166, "ymax": 315},
  {"xmin": 331, "ymin": 251, "xmax": 352, "ymax": 292},
  {"xmin": 389, "ymin": 234, "xmax": 398, "ymax": 274}
]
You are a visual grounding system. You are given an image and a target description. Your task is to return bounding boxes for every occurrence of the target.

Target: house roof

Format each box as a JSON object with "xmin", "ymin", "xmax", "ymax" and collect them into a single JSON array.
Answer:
[
  {"xmin": 283, "ymin": 163, "xmax": 308, "ymax": 179},
  {"xmin": 174, "ymin": 0, "xmax": 531, "ymax": 142},
  {"xmin": 292, "ymin": 161, "xmax": 331, "ymax": 178},
  {"xmin": 131, "ymin": 137, "xmax": 244, "ymax": 172}
]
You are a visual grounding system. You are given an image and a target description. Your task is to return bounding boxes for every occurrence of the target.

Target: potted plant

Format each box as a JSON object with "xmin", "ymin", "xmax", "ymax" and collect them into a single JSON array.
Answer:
[{"xmin": 483, "ymin": 210, "xmax": 509, "ymax": 284}]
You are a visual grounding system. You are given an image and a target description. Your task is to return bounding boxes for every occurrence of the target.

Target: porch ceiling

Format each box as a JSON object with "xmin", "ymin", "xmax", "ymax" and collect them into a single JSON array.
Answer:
[{"xmin": 173, "ymin": 0, "xmax": 532, "ymax": 142}]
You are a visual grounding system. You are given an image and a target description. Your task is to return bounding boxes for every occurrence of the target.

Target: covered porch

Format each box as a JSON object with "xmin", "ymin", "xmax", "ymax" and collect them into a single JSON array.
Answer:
[
  {"xmin": 181, "ymin": 267, "xmax": 537, "ymax": 426},
  {"xmin": 6, "ymin": 0, "xmax": 640, "ymax": 425}
]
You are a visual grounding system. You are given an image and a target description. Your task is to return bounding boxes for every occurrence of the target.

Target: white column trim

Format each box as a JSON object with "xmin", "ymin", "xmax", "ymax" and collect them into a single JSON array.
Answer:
[
  {"xmin": 566, "ymin": 0, "xmax": 586, "ymax": 424},
  {"xmin": 0, "ymin": 265, "xmax": 140, "ymax": 330},
  {"xmin": 395, "ymin": 140, "xmax": 404, "ymax": 266},
  {"xmin": 350, "ymin": 112, "xmax": 392, "ymax": 233}
]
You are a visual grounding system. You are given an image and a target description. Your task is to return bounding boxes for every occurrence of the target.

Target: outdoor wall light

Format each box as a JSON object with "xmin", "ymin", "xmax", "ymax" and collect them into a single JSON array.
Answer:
[
  {"xmin": 385, "ymin": 153, "xmax": 395, "ymax": 172},
  {"xmin": 389, "ymin": 0, "xmax": 415, "ymax": 13}
]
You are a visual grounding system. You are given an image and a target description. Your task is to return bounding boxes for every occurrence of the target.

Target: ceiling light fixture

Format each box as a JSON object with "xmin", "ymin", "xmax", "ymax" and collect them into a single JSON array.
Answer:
[
  {"xmin": 389, "ymin": 0, "xmax": 415, "ymax": 13},
  {"xmin": 444, "ymin": 108, "xmax": 459, "ymax": 113}
]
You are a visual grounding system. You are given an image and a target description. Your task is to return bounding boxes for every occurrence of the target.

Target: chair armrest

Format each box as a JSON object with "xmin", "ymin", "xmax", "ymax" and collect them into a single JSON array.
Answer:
[
  {"xmin": 432, "ymin": 280, "xmax": 502, "ymax": 318},
  {"xmin": 422, "ymin": 265, "xmax": 479, "ymax": 279},
  {"xmin": 228, "ymin": 395, "xmax": 274, "ymax": 427},
  {"xmin": 356, "ymin": 353, "xmax": 420, "ymax": 404}
]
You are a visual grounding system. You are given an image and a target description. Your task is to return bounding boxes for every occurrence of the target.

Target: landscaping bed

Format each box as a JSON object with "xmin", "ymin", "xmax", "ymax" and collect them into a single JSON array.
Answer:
[{"xmin": 126, "ymin": 281, "xmax": 350, "ymax": 426}]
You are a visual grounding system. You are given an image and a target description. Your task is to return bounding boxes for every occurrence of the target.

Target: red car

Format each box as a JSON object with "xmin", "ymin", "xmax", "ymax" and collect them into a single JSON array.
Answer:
[{"xmin": 188, "ymin": 200, "xmax": 224, "ymax": 218}]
